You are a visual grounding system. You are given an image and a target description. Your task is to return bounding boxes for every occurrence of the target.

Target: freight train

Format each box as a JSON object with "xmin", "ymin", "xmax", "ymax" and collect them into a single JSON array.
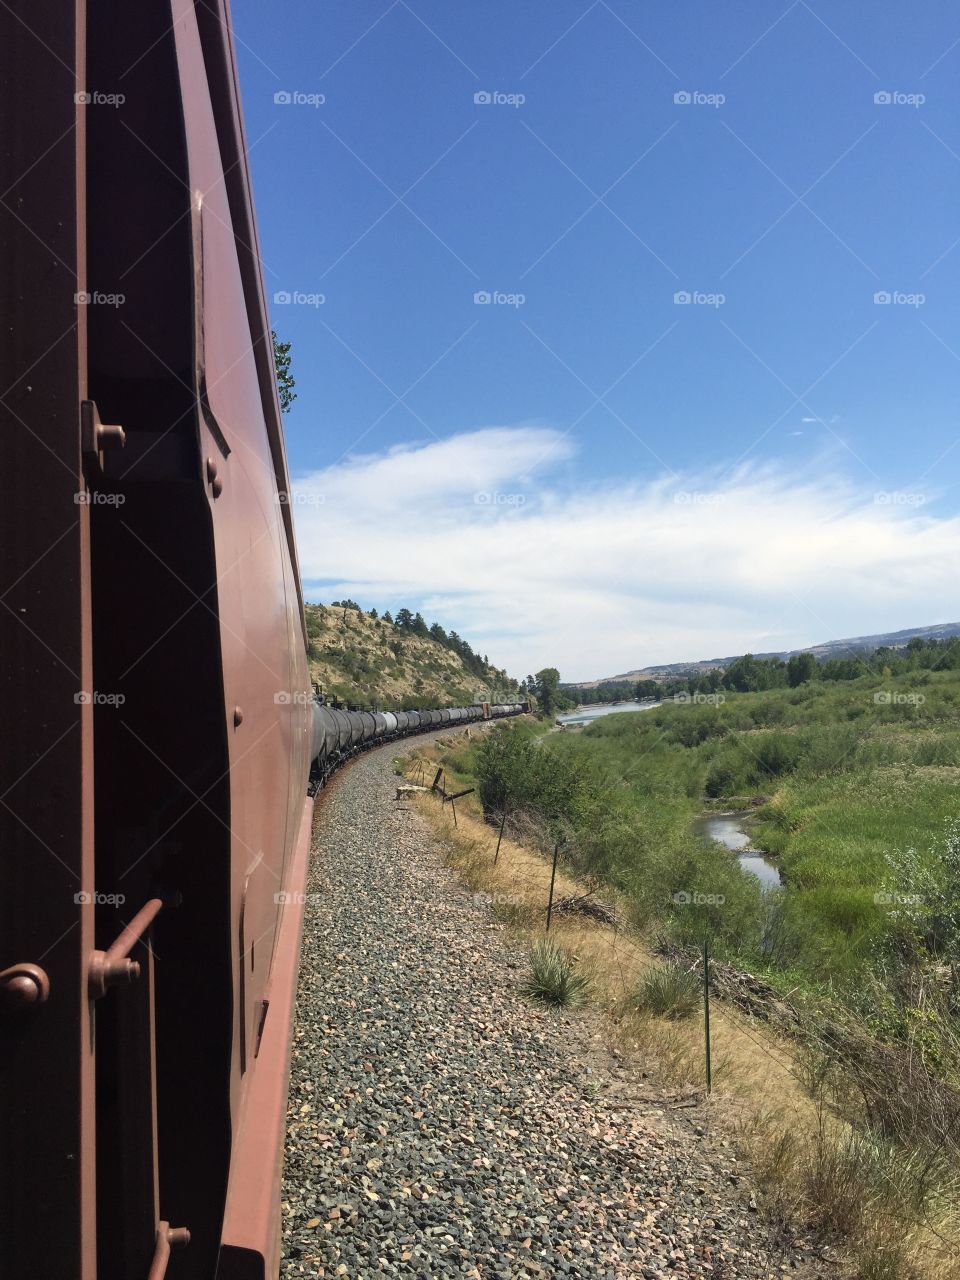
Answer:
[
  {"xmin": 310, "ymin": 701, "xmax": 525, "ymax": 784},
  {"xmin": 0, "ymin": 2, "xmax": 524, "ymax": 1278}
]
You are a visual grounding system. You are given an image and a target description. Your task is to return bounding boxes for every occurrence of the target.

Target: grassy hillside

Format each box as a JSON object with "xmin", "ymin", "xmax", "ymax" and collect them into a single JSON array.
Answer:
[{"xmin": 304, "ymin": 601, "xmax": 521, "ymax": 710}]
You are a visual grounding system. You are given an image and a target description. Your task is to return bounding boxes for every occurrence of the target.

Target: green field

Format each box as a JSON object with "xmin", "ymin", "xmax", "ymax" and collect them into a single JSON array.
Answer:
[{"xmin": 450, "ymin": 667, "xmax": 960, "ymax": 1007}]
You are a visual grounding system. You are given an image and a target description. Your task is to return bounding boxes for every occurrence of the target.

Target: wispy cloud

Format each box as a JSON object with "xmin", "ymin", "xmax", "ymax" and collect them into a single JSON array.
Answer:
[{"xmin": 291, "ymin": 427, "xmax": 958, "ymax": 681}]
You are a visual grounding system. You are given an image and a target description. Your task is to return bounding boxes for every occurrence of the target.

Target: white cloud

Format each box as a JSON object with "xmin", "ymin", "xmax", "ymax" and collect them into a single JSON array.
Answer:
[{"xmin": 290, "ymin": 427, "xmax": 960, "ymax": 682}]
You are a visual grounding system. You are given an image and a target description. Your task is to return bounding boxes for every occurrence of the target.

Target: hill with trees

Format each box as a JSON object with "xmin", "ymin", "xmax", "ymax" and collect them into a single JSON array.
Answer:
[{"xmin": 305, "ymin": 601, "xmax": 523, "ymax": 710}]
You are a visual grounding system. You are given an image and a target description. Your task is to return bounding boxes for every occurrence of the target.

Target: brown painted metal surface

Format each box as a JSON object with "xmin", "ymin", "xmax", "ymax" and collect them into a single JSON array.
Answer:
[
  {"xmin": 216, "ymin": 797, "xmax": 315, "ymax": 1279},
  {"xmin": 0, "ymin": 2, "xmax": 97, "ymax": 1277},
  {"xmin": 2, "ymin": 0, "xmax": 312, "ymax": 1274}
]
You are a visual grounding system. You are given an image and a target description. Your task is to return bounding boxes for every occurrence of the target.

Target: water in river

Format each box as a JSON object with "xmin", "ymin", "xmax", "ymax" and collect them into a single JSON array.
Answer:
[
  {"xmin": 556, "ymin": 700, "xmax": 660, "ymax": 727},
  {"xmin": 696, "ymin": 812, "xmax": 782, "ymax": 889}
]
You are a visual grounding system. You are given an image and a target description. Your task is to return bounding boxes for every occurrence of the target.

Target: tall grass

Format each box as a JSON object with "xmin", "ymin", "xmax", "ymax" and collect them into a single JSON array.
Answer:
[
  {"xmin": 633, "ymin": 961, "xmax": 701, "ymax": 1019},
  {"xmin": 520, "ymin": 940, "xmax": 591, "ymax": 1008},
  {"xmin": 745, "ymin": 1109, "xmax": 960, "ymax": 1280}
]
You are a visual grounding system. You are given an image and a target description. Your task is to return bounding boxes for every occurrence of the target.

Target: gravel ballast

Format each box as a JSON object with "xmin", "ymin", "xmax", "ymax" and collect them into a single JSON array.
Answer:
[{"xmin": 281, "ymin": 733, "xmax": 816, "ymax": 1278}]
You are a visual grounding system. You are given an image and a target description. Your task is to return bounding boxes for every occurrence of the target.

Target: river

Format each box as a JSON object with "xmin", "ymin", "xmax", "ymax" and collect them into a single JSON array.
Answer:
[
  {"xmin": 556, "ymin": 700, "xmax": 661, "ymax": 727},
  {"xmin": 555, "ymin": 705, "xmax": 782, "ymax": 890},
  {"xmin": 695, "ymin": 812, "xmax": 782, "ymax": 889}
]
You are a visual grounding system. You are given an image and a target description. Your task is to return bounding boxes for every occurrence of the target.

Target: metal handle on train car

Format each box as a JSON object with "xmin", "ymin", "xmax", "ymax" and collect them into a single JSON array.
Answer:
[
  {"xmin": 80, "ymin": 399, "xmax": 126, "ymax": 457},
  {"xmin": 146, "ymin": 1221, "xmax": 191, "ymax": 1280},
  {"xmin": 88, "ymin": 897, "xmax": 164, "ymax": 999}
]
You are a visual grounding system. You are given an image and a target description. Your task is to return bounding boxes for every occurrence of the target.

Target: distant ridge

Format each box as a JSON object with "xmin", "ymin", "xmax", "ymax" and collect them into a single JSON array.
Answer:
[{"xmin": 567, "ymin": 621, "xmax": 960, "ymax": 689}]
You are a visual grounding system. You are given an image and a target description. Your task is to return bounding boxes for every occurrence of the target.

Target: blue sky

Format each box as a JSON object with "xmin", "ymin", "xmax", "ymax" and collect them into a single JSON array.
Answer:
[{"xmin": 232, "ymin": 0, "xmax": 960, "ymax": 681}]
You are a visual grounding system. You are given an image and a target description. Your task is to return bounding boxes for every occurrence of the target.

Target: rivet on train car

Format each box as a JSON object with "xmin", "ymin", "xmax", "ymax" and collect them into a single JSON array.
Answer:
[
  {"xmin": 233, "ymin": 706, "xmax": 244, "ymax": 727},
  {"xmin": 0, "ymin": 963, "xmax": 50, "ymax": 1014},
  {"xmin": 206, "ymin": 457, "xmax": 218, "ymax": 485}
]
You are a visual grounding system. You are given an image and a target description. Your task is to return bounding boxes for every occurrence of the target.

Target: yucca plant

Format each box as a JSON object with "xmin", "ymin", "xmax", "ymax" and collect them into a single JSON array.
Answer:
[
  {"xmin": 634, "ymin": 961, "xmax": 701, "ymax": 1020},
  {"xmin": 521, "ymin": 940, "xmax": 591, "ymax": 1008}
]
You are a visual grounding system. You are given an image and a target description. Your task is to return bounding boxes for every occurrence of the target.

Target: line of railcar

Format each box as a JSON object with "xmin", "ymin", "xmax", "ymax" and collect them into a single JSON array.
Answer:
[{"xmin": 310, "ymin": 701, "xmax": 527, "ymax": 783}]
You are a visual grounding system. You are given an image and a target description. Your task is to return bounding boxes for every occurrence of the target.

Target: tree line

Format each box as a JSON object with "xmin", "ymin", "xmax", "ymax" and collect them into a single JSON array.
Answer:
[
  {"xmin": 549, "ymin": 634, "xmax": 960, "ymax": 716},
  {"xmin": 659, "ymin": 635, "xmax": 960, "ymax": 698},
  {"xmin": 324, "ymin": 599, "xmax": 519, "ymax": 691}
]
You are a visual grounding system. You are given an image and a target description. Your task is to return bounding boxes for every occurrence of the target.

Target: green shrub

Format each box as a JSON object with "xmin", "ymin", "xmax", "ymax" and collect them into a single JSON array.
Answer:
[
  {"xmin": 749, "ymin": 732, "xmax": 801, "ymax": 779},
  {"xmin": 799, "ymin": 724, "xmax": 864, "ymax": 774},
  {"xmin": 705, "ymin": 755, "xmax": 747, "ymax": 798},
  {"xmin": 475, "ymin": 723, "xmax": 609, "ymax": 838},
  {"xmin": 633, "ymin": 961, "xmax": 701, "ymax": 1019},
  {"xmin": 520, "ymin": 940, "xmax": 591, "ymax": 1008}
]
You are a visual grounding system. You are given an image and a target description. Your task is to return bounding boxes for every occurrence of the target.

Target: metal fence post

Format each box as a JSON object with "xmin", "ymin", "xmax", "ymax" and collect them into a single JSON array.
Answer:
[
  {"xmin": 703, "ymin": 938, "xmax": 712, "ymax": 1094},
  {"xmin": 494, "ymin": 808, "xmax": 507, "ymax": 866},
  {"xmin": 545, "ymin": 842, "xmax": 560, "ymax": 932}
]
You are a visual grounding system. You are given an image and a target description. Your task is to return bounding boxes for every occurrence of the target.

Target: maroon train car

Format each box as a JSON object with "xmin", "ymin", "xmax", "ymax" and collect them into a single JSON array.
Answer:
[
  {"xmin": 0, "ymin": 1, "xmax": 315, "ymax": 1276},
  {"xmin": 0, "ymin": 3, "xmax": 532, "ymax": 1276}
]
